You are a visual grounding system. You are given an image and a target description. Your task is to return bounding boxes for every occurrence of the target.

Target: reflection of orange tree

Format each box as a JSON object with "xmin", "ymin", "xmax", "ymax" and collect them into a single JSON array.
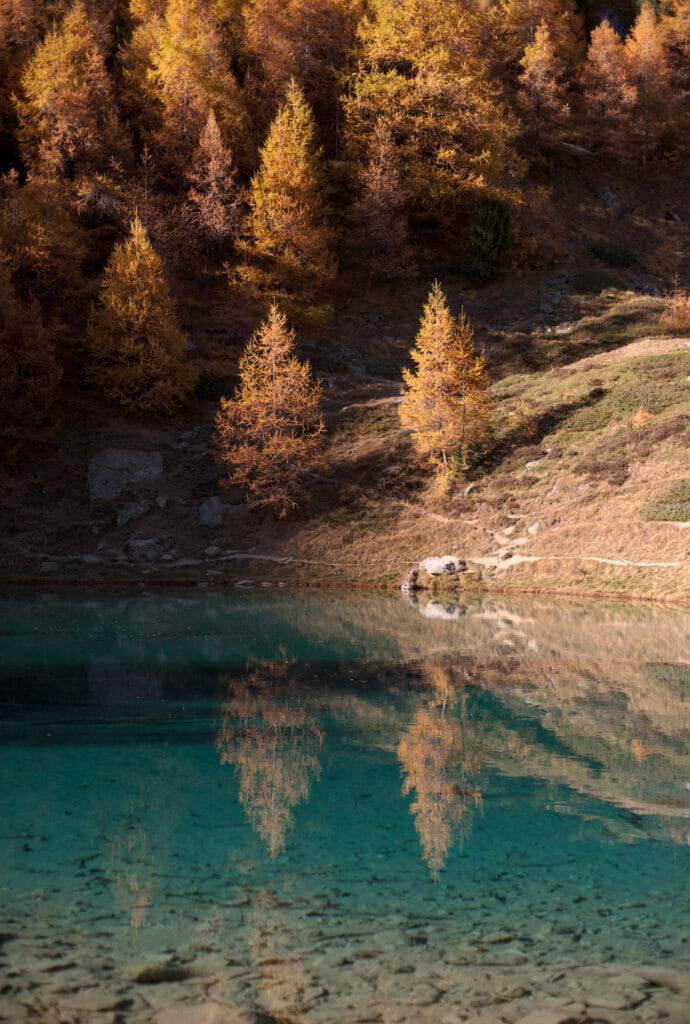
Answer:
[
  {"xmin": 398, "ymin": 663, "xmax": 482, "ymax": 879},
  {"xmin": 216, "ymin": 658, "xmax": 323, "ymax": 856},
  {"xmin": 249, "ymin": 888, "xmax": 308, "ymax": 1021},
  {"xmin": 105, "ymin": 823, "xmax": 154, "ymax": 930}
]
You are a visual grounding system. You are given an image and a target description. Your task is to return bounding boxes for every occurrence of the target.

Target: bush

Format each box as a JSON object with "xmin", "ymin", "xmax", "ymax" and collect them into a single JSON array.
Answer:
[
  {"xmin": 469, "ymin": 197, "xmax": 513, "ymax": 281},
  {"xmin": 642, "ymin": 479, "xmax": 690, "ymax": 521}
]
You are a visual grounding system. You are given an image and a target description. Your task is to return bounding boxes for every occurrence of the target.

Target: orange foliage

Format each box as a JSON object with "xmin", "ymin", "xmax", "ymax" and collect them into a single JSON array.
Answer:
[
  {"xmin": 88, "ymin": 216, "xmax": 192, "ymax": 412},
  {"xmin": 400, "ymin": 282, "xmax": 491, "ymax": 477},
  {"xmin": 217, "ymin": 661, "xmax": 323, "ymax": 856},
  {"xmin": 215, "ymin": 305, "xmax": 325, "ymax": 516}
]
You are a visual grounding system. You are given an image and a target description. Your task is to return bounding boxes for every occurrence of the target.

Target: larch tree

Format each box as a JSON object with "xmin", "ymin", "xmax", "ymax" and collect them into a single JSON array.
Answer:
[
  {"xmin": 241, "ymin": 0, "xmax": 358, "ymax": 145},
  {"xmin": 143, "ymin": 0, "xmax": 249, "ymax": 175},
  {"xmin": 343, "ymin": 0, "xmax": 523, "ymax": 222},
  {"xmin": 88, "ymin": 215, "xmax": 192, "ymax": 412},
  {"xmin": 626, "ymin": 0, "xmax": 672, "ymax": 163},
  {"xmin": 186, "ymin": 110, "xmax": 241, "ymax": 260},
  {"xmin": 241, "ymin": 80, "xmax": 333, "ymax": 289},
  {"xmin": 519, "ymin": 21, "xmax": 567, "ymax": 125},
  {"xmin": 15, "ymin": 2, "xmax": 130, "ymax": 178},
  {"xmin": 580, "ymin": 18, "xmax": 636, "ymax": 139},
  {"xmin": 0, "ymin": 253, "xmax": 61, "ymax": 441},
  {"xmin": 350, "ymin": 120, "xmax": 416, "ymax": 282},
  {"xmin": 399, "ymin": 282, "xmax": 491, "ymax": 478},
  {"xmin": 499, "ymin": 0, "xmax": 584, "ymax": 74},
  {"xmin": 215, "ymin": 304, "xmax": 325, "ymax": 516}
]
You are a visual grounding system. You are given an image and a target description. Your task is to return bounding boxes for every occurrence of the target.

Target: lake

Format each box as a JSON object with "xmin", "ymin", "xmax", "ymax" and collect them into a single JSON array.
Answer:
[{"xmin": 0, "ymin": 589, "xmax": 688, "ymax": 1024}]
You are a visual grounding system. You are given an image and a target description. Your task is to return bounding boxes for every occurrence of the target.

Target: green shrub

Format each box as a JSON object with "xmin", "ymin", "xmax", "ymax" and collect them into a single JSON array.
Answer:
[
  {"xmin": 469, "ymin": 197, "xmax": 513, "ymax": 281},
  {"xmin": 642, "ymin": 479, "xmax": 690, "ymax": 521}
]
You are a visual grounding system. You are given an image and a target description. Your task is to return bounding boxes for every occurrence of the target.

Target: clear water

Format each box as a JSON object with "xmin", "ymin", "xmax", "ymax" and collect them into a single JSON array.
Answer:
[{"xmin": 0, "ymin": 589, "xmax": 689, "ymax": 1024}]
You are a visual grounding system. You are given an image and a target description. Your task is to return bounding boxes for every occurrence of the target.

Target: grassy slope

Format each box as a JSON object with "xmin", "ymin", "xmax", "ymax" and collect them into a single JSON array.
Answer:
[{"xmin": 2, "ymin": 151, "xmax": 690, "ymax": 601}]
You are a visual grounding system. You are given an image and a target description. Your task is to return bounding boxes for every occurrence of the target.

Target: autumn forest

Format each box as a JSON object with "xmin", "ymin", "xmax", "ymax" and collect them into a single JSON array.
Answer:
[{"xmin": 1, "ymin": 0, "xmax": 689, "ymax": 532}]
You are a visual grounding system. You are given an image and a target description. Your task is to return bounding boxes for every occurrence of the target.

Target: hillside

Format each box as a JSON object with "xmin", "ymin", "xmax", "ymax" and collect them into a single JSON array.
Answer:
[{"xmin": 3, "ymin": 285, "xmax": 688, "ymax": 603}]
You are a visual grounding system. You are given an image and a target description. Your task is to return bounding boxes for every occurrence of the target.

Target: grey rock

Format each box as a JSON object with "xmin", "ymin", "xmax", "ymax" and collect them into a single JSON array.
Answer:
[
  {"xmin": 88, "ymin": 449, "xmax": 163, "ymax": 501},
  {"xmin": 528, "ymin": 522, "xmax": 541, "ymax": 535},
  {"xmin": 204, "ymin": 545, "xmax": 221, "ymax": 557},
  {"xmin": 599, "ymin": 189, "xmax": 624, "ymax": 217},
  {"xmin": 459, "ymin": 482, "xmax": 477, "ymax": 498},
  {"xmin": 401, "ymin": 568, "xmax": 419, "ymax": 594},
  {"xmin": 199, "ymin": 496, "xmax": 224, "ymax": 528},
  {"xmin": 561, "ymin": 141, "xmax": 594, "ymax": 156},
  {"xmin": 116, "ymin": 501, "xmax": 149, "ymax": 528},
  {"xmin": 525, "ymin": 459, "xmax": 542, "ymax": 469},
  {"xmin": 420, "ymin": 556, "xmax": 466, "ymax": 576},
  {"xmin": 156, "ymin": 496, "xmax": 168, "ymax": 509}
]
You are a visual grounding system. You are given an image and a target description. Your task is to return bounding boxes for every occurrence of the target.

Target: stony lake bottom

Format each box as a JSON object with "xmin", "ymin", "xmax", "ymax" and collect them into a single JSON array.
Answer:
[{"xmin": 0, "ymin": 589, "xmax": 688, "ymax": 1024}]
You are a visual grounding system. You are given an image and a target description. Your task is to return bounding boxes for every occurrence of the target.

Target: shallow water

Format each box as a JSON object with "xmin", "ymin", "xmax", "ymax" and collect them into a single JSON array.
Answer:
[{"xmin": 0, "ymin": 589, "xmax": 689, "ymax": 1023}]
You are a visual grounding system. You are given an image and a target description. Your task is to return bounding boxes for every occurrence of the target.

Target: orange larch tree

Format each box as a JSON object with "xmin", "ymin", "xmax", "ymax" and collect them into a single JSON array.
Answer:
[
  {"xmin": 15, "ymin": 1, "xmax": 130, "ymax": 177},
  {"xmin": 186, "ymin": 110, "xmax": 241, "ymax": 261},
  {"xmin": 519, "ymin": 21, "xmax": 568, "ymax": 126},
  {"xmin": 580, "ymin": 17, "xmax": 636, "ymax": 141},
  {"xmin": 399, "ymin": 282, "xmax": 491, "ymax": 477},
  {"xmin": 88, "ymin": 215, "xmax": 192, "ymax": 412},
  {"xmin": 350, "ymin": 119, "xmax": 416, "ymax": 281},
  {"xmin": 626, "ymin": 0, "xmax": 672, "ymax": 163},
  {"xmin": 215, "ymin": 304, "xmax": 325, "ymax": 516},
  {"xmin": 241, "ymin": 0, "xmax": 359, "ymax": 146},
  {"xmin": 241, "ymin": 79, "xmax": 333, "ymax": 290}
]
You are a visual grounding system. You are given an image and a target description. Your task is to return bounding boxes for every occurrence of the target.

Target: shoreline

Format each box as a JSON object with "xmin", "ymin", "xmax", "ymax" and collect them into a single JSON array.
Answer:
[{"xmin": 2, "ymin": 574, "xmax": 689, "ymax": 608}]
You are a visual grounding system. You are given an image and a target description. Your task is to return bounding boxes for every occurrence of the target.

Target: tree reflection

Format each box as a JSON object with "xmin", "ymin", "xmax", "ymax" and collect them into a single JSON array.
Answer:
[
  {"xmin": 105, "ymin": 822, "xmax": 154, "ymax": 930},
  {"xmin": 249, "ymin": 888, "xmax": 308, "ymax": 1021},
  {"xmin": 216, "ymin": 657, "xmax": 323, "ymax": 856},
  {"xmin": 398, "ymin": 662, "xmax": 482, "ymax": 878}
]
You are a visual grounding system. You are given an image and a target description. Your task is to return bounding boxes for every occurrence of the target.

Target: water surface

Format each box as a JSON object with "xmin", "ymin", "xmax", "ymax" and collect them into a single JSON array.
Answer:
[{"xmin": 0, "ymin": 590, "xmax": 688, "ymax": 1023}]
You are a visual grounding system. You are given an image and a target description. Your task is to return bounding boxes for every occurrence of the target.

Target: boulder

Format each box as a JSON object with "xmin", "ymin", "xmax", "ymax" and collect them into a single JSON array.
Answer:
[
  {"xmin": 401, "ymin": 568, "xmax": 419, "ymax": 594},
  {"xmin": 419, "ymin": 556, "xmax": 466, "ymax": 576},
  {"xmin": 199, "ymin": 496, "xmax": 224, "ymax": 528},
  {"xmin": 88, "ymin": 449, "xmax": 163, "ymax": 501},
  {"xmin": 116, "ymin": 501, "xmax": 149, "ymax": 528}
]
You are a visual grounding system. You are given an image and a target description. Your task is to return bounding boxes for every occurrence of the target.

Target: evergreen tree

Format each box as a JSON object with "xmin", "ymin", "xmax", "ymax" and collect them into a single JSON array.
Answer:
[
  {"xmin": 350, "ymin": 120, "xmax": 415, "ymax": 281},
  {"xmin": 16, "ymin": 2, "xmax": 130, "ymax": 177},
  {"xmin": 88, "ymin": 216, "xmax": 191, "ymax": 412},
  {"xmin": 626, "ymin": 0, "xmax": 672, "ymax": 163},
  {"xmin": 215, "ymin": 304, "xmax": 325, "ymax": 516},
  {"xmin": 399, "ymin": 282, "xmax": 490, "ymax": 477},
  {"xmin": 186, "ymin": 110, "xmax": 241, "ymax": 259},
  {"xmin": 241, "ymin": 80, "xmax": 333, "ymax": 289},
  {"xmin": 0, "ymin": 253, "xmax": 60, "ymax": 441},
  {"xmin": 519, "ymin": 21, "xmax": 567, "ymax": 125}
]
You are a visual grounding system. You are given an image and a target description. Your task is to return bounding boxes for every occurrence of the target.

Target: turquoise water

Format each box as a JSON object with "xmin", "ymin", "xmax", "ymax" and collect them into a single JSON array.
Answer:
[{"xmin": 0, "ymin": 590, "xmax": 689, "ymax": 1023}]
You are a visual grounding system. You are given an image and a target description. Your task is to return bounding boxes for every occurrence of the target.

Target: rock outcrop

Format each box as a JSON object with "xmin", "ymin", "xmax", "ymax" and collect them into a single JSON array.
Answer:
[{"xmin": 88, "ymin": 449, "xmax": 163, "ymax": 502}]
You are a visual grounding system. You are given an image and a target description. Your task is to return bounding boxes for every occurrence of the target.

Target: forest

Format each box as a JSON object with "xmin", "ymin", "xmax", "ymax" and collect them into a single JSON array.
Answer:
[{"xmin": 1, "ymin": 0, "xmax": 689, "ymax": 588}]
